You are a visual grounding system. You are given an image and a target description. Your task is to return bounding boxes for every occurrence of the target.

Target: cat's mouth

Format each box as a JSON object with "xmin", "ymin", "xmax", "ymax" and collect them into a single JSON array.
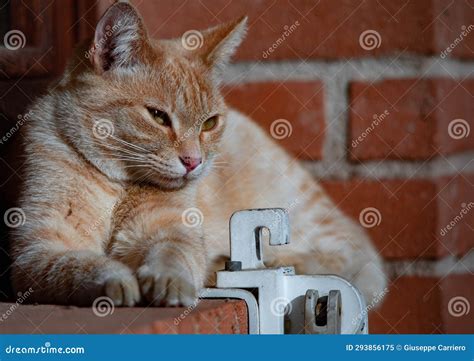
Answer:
[
  {"xmin": 127, "ymin": 161, "xmax": 204, "ymax": 190},
  {"xmin": 147, "ymin": 171, "xmax": 202, "ymax": 190}
]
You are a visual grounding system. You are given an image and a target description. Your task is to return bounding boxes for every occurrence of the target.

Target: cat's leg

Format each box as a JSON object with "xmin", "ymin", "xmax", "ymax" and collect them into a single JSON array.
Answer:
[
  {"xmin": 12, "ymin": 244, "xmax": 140, "ymax": 306},
  {"xmin": 136, "ymin": 239, "xmax": 206, "ymax": 307},
  {"xmin": 110, "ymin": 210, "xmax": 208, "ymax": 307}
]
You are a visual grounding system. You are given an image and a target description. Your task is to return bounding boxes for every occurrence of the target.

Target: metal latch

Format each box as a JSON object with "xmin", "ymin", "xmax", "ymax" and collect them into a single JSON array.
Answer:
[
  {"xmin": 200, "ymin": 208, "xmax": 368, "ymax": 334},
  {"xmin": 304, "ymin": 289, "xmax": 341, "ymax": 334}
]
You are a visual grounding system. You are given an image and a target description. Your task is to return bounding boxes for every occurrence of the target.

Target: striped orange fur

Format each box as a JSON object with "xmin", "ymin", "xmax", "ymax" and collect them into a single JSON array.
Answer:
[{"xmin": 11, "ymin": 3, "xmax": 386, "ymax": 307}]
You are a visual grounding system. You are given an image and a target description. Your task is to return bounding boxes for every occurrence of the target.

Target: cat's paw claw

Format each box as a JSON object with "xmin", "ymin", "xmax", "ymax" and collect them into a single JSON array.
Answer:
[
  {"xmin": 103, "ymin": 274, "xmax": 140, "ymax": 307},
  {"xmin": 137, "ymin": 265, "xmax": 197, "ymax": 307}
]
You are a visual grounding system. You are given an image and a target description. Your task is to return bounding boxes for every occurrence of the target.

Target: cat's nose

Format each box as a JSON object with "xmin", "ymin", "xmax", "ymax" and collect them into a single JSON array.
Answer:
[{"xmin": 179, "ymin": 156, "xmax": 202, "ymax": 172}]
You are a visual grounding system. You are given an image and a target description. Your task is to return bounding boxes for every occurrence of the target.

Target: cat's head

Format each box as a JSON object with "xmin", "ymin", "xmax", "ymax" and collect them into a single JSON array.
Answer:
[{"xmin": 69, "ymin": 3, "xmax": 246, "ymax": 189}]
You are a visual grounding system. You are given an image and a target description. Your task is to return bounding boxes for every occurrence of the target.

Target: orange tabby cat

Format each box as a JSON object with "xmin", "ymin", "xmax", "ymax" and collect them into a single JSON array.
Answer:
[{"xmin": 12, "ymin": 3, "xmax": 386, "ymax": 307}]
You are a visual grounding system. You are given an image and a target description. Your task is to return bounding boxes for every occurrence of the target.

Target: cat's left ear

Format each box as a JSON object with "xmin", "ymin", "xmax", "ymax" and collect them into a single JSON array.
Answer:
[
  {"xmin": 190, "ymin": 16, "xmax": 247, "ymax": 77},
  {"xmin": 90, "ymin": 2, "xmax": 151, "ymax": 74}
]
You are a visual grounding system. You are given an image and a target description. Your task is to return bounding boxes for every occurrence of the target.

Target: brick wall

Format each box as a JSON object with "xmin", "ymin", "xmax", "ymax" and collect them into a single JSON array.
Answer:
[
  {"xmin": 127, "ymin": 0, "xmax": 474, "ymax": 333},
  {"xmin": 0, "ymin": 0, "xmax": 471, "ymax": 334}
]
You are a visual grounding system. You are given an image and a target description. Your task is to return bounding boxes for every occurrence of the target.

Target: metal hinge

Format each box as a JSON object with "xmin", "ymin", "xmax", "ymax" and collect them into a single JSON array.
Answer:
[{"xmin": 200, "ymin": 208, "xmax": 368, "ymax": 334}]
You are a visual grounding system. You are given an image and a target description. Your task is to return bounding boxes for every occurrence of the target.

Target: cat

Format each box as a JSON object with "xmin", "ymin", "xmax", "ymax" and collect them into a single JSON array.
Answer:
[{"xmin": 11, "ymin": 2, "xmax": 386, "ymax": 308}]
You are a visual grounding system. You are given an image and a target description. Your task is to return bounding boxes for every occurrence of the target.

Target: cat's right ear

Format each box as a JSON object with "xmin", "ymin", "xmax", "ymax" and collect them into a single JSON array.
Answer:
[{"xmin": 90, "ymin": 2, "xmax": 150, "ymax": 74}]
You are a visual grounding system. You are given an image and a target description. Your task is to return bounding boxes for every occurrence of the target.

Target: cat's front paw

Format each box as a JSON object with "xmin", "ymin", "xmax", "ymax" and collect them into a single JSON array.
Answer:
[
  {"xmin": 97, "ymin": 262, "xmax": 140, "ymax": 307},
  {"xmin": 137, "ymin": 263, "xmax": 198, "ymax": 307},
  {"xmin": 103, "ymin": 274, "xmax": 140, "ymax": 307}
]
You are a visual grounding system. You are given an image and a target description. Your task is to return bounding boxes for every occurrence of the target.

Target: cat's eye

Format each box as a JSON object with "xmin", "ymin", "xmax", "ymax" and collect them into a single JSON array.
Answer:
[
  {"xmin": 201, "ymin": 116, "xmax": 219, "ymax": 132},
  {"xmin": 147, "ymin": 107, "xmax": 171, "ymax": 127}
]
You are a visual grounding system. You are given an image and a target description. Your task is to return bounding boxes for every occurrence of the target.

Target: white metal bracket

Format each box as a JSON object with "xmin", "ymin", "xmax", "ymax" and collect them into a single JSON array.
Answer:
[{"xmin": 200, "ymin": 208, "xmax": 368, "ymax": 334}]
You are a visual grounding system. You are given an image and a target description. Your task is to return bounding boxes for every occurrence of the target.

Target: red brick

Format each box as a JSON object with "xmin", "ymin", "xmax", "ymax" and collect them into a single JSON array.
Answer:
[
  {"xmin": 349, "ymin": 79, "xmax": 474, "ymax": 161},
  {"xmin": 433, "ymin": 0, "xmax": 474, "ymax": 60},
  {"xmin": 441, "ymin": 275, "xmax": 474, "ymax": 333},
  {"xmin": 371, "ymin": 275, "xmax": 474, "ymax": 334},
  {"xmin": 437, "ymin": 174, "xmax": 474, "ymax": 256},
  {"xmin": 0, "ymin": 300, "xmax": 248, "ymax": 334},
  {"xmin": 321, "ymin": 175, "xmax": 474, "ymax": 259},
  {"xmin": 370, "ymin": 277, "xmax": 442, "ymax": 334},
  {"xmin": 126, "ymin": 0, "xmax": 473, "ymax": 60},
  {"xmin": 136, "ymin": 300, "xmax": 248, "ymax": 334},
  {"xmin": 224, "ymin": 81, "xmax": 324, "ymax": 159}
]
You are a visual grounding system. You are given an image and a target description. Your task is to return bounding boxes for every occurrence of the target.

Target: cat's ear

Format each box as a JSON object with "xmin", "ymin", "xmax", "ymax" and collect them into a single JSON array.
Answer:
[
  {"xmin": 192, "ymin": 16, "xmax": 247, "ymax": 76},
  {"xmin": 90, "ymin": 2, "xmax": 150, "ymax": 74}
]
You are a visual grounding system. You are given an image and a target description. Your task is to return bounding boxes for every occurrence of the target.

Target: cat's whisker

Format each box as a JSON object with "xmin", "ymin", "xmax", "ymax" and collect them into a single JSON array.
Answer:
[
  {"xmin": 108, "ymin": 134, "xmax": 148, "ymax": 152},
  {"xmin": 207, "ymin": 162, "xmax": 229, "ymax": 169},
  {"xmin": 148, "ymin": 159, "xmax": 179, "ymax": 173},
  {"xmin": 94, "ymin": 146, "xmax": 151, "ymax": 164},
  {"xmin": 107, "ymin": 158, "xmax": 149, "ymax": 164},
  {"xmin": 86, "ymin": 132, "xmax": 145, "ymax": 156},
  {"xmin": 135, "ymin": 169, "xmax": 154, "ymax": 185},
  {"xmin": 100, "ymin": 150, "xmax": 145, "ymax": 158},
  {"xmin": 100, "ymin": 152, "xmax": 147, "ymax": 161},
  {"xmin": 209, "ymin": 163, "xmax": 229, "ymax": 168},
  {"xmin": 106, "ymin": 146, "xmax": 142, "ymax": 158},
  {"xmin": 122, "ymin": 164, "xmax": 152, "ymax": 169},
  {"xmin": 93, "ymin": 140, "xmax": 144, "ymax": 158},
  {"xmin": 147, "ymin": 154, "xmax": 177, "ymax": 168}
]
